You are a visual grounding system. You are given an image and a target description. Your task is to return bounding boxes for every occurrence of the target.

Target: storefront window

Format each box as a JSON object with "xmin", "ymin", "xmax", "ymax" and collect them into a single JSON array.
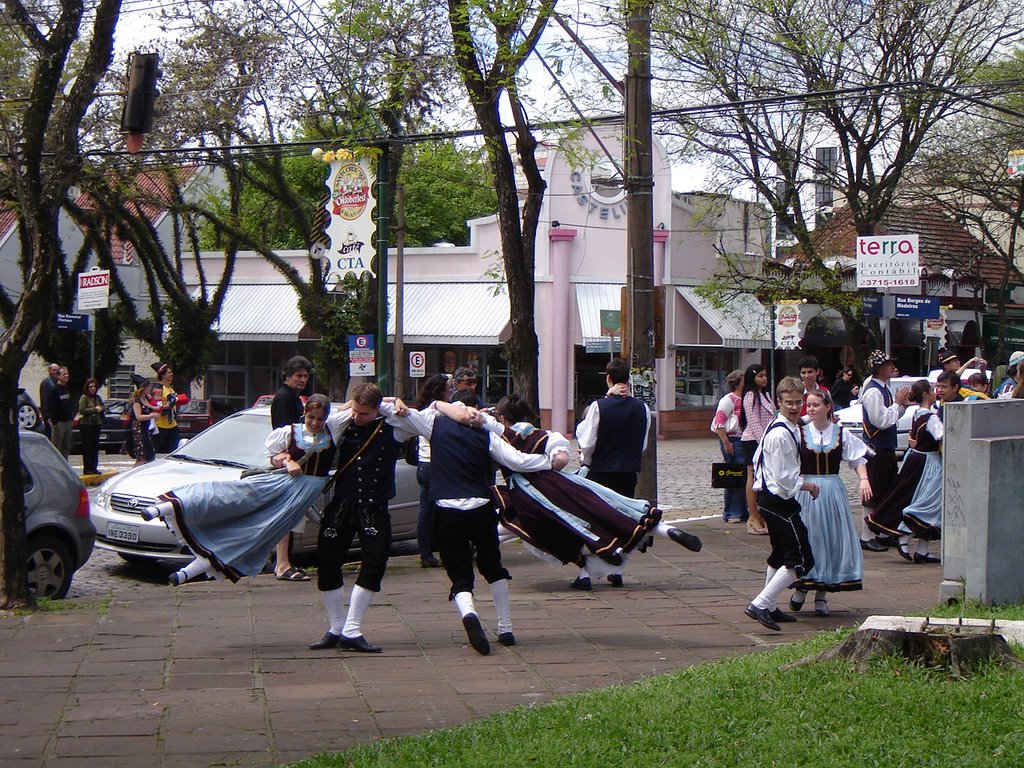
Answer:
[
  {"xmin": 674, "ymin": 349, "xmax": 735, "ymax": 408},
  {"xmin": 484, "ymin": 347, "xmax": 512, "ymax": 404}
]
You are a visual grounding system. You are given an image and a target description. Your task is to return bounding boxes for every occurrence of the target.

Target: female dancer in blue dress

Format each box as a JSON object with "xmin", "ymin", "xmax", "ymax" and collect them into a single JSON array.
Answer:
[
  {"xmin": 865, "ymin": 380, "xmax": 935, "ymax": 543},
  {"xmin": 789, "ymin": 389, "xmax": 872, "ymax": 616},
  {"xmin": 489, "ymin": 394, "xmax": 701, "ymax": 586},
  {"xmin": 144, "ymin": 394, "xmax": 344, "ymax": 585},
  {"xmin": 895, "ymin": 378, "xmax": 946, "ymax": 564}
]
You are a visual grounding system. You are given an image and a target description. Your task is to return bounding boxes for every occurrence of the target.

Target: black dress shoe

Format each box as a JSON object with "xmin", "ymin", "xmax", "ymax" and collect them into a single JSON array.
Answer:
[
  {"xmin": 914, "ymin": 553, "xmax": 940, "ymax": 564},
  {"xmin": 789, "ymin": 590, "xmax": 807, "ymax": 612},
  {"xmin": 570, "ymin": 576, "xmax": 592, "ymax": 591},
  {"xmin": 607, "ymin": 574, "xmax": 624, "ymax": 588},
  {"xmin": 462, "ymin": 614, "xmax": 490, "ymax": 655},
  {"xmin": 420, "ymin": 556, "xmax": 442, "ymax": 568},
  {"xmin": 769, "ymin": 608, "xmax": 797, "ymax": 623},
  {"xmin": 668, "ymin": 528, "xmax": 702, "ymax": 552},
  {"xmin": 896, "ymin": 543, "xmax": 913, "ymax": 562},
  {"xmin": 497, "ymin": 631, "xmax": 516, "ymax": 646},
  {"xmin": 309, "ymin": 632, "xmax": 341, "ymax": 650},
  {"xmin": 744, "ymin": 603, "xmax": 781, "ymax": 631},
  {"xmin": 337, "ymin": 633, "xmax": 383, "ymax": 653},
  {"xmin": 860, "ymin": 537, "xmax": 888, "ymax": 552}
]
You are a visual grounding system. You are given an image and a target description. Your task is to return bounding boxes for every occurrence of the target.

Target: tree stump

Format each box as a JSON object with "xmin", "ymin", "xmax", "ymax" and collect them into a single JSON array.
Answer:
[{"xmin": 783, "ymin": 628, "xmax": 1024, "ymax": 677}]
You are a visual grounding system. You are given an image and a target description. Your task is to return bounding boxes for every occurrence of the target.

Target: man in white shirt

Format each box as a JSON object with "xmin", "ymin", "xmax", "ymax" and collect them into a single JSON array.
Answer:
[
  {"xmin": 745, "ymin": 377, "xmax": 820, "ymax": 632},
  {"xmin": 859, "ymin": 350, "xmax": 910, "ymax": 552}
]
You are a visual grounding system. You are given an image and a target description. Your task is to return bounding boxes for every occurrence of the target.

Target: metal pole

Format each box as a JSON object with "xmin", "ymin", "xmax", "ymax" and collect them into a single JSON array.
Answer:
[
  {"xmin": 89, "ymin": 313, "xmax": 96, "ymax": 380},
  {"xmin": 394, "ymin": 185, "xmax": 406, "ymax": 400},
  {"xmin": 376, "ymin": 146, "xmax": 390, "ymax": 391},
  {"xmin": 624, "ymin": 0, "xmax": 657, "ymax": 505}
]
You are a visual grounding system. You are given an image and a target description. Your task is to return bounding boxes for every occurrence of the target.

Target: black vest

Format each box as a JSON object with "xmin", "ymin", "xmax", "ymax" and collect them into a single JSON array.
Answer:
[
  {"xmin": 862, "ymin": 379, "xmax": 897, "ymax": 451},
  {"xmin": 910, "ymin": 411, "xmax": 941, "ymax": 453},
  {"xmin": 590, "ymin": 396, "xmax": 646, "ymax": 473},
  {"xmin": 286, "ymin": 426, "xmax": 337, "ymax": 478},
  {"xmin": 428, "ymin": 415, "xmax": 494, "ymax": 502},
  {"xmin": 333, "ymin": 418, "xmax": 399, "ymax": 503}
]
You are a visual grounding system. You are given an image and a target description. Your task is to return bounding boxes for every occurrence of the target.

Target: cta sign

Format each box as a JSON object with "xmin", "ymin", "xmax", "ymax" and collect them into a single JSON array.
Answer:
[
  {"xmin": 856, "ymin": 234, "xmax": 919, "ymax": 288},
  {"xmin": 76, "ymin": 269, "xmax": 111, "ymax": 311}
]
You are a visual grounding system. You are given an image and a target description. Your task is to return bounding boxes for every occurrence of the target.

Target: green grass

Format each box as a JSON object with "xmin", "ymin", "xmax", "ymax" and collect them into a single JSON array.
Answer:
[{"xmin": 289, "ymin": 623, "xmax": 1024, "ymax": 768}]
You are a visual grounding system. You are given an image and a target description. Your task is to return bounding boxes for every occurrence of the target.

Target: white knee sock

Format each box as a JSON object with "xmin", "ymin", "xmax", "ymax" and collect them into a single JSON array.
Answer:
[
  {"xmin": 489, "ymin": 579, "xmax": 512, "ymax": 634},
  {"xmin": 174, "ymin": 556, "xmax": 212, "ymax": 583},
  {"xmin": 342, "ymin": 585, "xmax": 375, "ymax": 637},
  {"xmin": 654, "ymin": 522, "xmax": 673, "ymax": 538},
  {"xmin": 322, "ymin": 587, "xmax": 345, "ymax": 635},
  {"xmin": 915, "ymin": 539, "xmax": 929, "ymax": 556},
  {"xmin": 453, "ymin": 590, "xmax": 476, "ymax": 618},
  {"xmin": 578, "ymin": 566, "xmax": 590, "ymax": 581},
  {"xmin": 752, "ymin": 566, "xmax": 797, "ymax": 611},
  {"xmin": 764, "ymin": 565, "xmax": 778, "ymax": 589}
]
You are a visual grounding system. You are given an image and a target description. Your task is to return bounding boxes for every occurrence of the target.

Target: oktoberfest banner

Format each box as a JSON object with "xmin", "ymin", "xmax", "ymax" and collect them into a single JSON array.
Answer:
[
  {"xmin": 315, "ymin": 149, "xmax": 377, "ymax": 283},
  {"xmin": 774, "ymin": 301, "xmax": 803, "ymax": 349}
]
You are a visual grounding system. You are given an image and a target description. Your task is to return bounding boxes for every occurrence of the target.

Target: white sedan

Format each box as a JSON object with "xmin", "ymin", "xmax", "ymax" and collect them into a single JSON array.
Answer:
[{"xmin": 91, "ymin": 405, "xmax": 420, "ymax": 565}]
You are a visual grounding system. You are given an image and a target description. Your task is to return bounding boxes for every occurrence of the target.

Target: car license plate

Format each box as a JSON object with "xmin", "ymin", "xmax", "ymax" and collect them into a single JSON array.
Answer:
[{"xmin": 106, "ymin": 522, "xmax": 140, "ymax": 544}]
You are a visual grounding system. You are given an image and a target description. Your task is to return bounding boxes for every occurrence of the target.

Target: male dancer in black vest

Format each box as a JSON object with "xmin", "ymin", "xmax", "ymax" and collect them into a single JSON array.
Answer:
[
  {"xmin": 428, "ymin": 404, "xmax": 556, "ymax": 655},
  {"xmin": 573, "ymin": 358, "xmax": 702, "ymax": 590},
  {"xmin": 309, "ymin": 384, "xmax": 427, "ymax": 653},
  {"xmin": 859, "ymin": 350, "xmax": 910, "ymax": 552}
]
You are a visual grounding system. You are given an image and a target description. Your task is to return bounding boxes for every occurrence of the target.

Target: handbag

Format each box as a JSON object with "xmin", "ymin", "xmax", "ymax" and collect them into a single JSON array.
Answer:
[{"xmin": 711, "ymin": 462, "xmax": 746, "ymax": 488}]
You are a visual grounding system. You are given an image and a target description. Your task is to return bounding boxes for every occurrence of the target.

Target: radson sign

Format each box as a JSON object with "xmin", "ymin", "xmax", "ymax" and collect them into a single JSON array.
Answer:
[
  {"xmin": 76, "ymin": 269, "xmax": 111, "ymax": 311},
  {"xmin": 855, "ymin": 234, "xmax": 919, "ymax": 289}
]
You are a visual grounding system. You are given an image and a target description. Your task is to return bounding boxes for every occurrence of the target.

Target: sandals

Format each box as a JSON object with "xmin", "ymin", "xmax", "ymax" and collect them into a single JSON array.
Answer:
[
  {"xmin": 276, "ymin": 566, "xmax": 310, "ymax": 581},
  {"xmin": 746, "ymin": 520, "xmax": 768, "ymax": 535}
]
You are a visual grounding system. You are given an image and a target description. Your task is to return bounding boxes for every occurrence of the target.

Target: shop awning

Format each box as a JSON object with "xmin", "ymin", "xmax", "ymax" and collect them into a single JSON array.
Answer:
[
  {"xmin": 387, "ymin": 282, "xmax": 510, "ymax": 345},
  {"xmin": 575, "ymin": 283, "xmax": 623, "ymax": 346},
  {"xmin": 676, "ymin": 286, "xmax": 772, "ymax": 349},
  {"xmin": 209, "ymin": 284, "xmax": 307, "ymax": 342}
]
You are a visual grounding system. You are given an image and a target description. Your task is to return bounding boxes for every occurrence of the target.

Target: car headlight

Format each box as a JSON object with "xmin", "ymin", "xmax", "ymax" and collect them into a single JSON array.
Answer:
[{"xmin": 94, "ymin": 490, "xmax": 109, "ymax": 510}]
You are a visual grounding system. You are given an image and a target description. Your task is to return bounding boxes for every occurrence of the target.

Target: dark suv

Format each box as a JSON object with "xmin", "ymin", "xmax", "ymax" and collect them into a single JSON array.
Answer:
[{"xmin": 21, "ymin": 431, "xmax": 96, "ymax": 598}]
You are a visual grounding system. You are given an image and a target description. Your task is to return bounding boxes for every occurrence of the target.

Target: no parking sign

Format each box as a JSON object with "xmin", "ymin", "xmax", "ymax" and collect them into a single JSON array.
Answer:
[
  {"xmin": 347, "ymin": 334, "xmax": 375, "ymax": 377},
  {"xmin": 409, "ymin": 351, "xmax": 426, "ymax": 378}
]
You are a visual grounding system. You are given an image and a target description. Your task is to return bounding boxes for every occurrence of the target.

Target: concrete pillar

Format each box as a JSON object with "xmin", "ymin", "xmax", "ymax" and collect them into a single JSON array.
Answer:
[
  {"xmin": 940, "ymin": 399, "xmax": 1024, "ymax": 605},
  {"xmin": 549, "ymin": 228, "xmax": 577, "ymax": 436}
]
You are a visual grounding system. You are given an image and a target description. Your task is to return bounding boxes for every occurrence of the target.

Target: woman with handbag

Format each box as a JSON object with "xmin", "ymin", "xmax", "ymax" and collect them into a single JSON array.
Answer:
[{"xmin": 711, "ymin": 369, "xmax": 746, "ymax": 523}]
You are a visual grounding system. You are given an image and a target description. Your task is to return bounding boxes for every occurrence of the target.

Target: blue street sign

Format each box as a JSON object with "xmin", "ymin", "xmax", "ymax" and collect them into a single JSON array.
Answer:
[
  {"xmin": 862, "ymin": 295, "xmax": 883, "ymax": 317},
  {"xmin": 56, "ymin": 313, "xmax": 89, "ymax": 331},
  {"xmin": 894, "ymin": 295, "xmax": 940, "ymax": 319}
]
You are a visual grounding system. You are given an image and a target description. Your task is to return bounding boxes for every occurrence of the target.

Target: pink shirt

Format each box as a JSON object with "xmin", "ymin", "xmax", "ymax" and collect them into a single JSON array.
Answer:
[{"xmin": 741, "ymin": 390, "xmax": 775, "ymax": 441}]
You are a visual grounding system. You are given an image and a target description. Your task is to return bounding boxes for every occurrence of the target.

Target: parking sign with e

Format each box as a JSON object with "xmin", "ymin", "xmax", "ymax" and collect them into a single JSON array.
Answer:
[{"xmin": 409, "ymin": 351, "xmax": 425, "ymax": 378}]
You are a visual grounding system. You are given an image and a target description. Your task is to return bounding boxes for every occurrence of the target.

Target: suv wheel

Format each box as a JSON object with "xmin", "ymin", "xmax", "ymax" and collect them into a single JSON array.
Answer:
[{"xmin": 27, "ymin": 535, "xmax": 73, "ymax": 599}]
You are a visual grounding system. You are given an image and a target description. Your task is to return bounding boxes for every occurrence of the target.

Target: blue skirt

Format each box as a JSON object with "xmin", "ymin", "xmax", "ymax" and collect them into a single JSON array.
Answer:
[
  {"xmin": 793, "ymin": 474, "xmax": 863, "ymax": 592},
  {"xmin": 899, "ymin": 452, "xmax": 942, "ymax": 540},
  {"xmin": 162, "ymin": 472, "xmax": 327, "ymax": 581}
]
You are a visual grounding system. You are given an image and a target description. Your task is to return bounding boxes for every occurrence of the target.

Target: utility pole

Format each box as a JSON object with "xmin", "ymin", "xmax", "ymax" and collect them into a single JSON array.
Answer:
[{"xmin": 624, "ymin": 0, "xmax": 657, "ymax": 505}]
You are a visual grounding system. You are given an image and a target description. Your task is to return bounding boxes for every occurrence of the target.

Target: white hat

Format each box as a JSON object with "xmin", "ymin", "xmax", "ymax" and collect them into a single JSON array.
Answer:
[{"xmin": 1009, "ymin": 350, "xmax": 1024, "ymax": 367}]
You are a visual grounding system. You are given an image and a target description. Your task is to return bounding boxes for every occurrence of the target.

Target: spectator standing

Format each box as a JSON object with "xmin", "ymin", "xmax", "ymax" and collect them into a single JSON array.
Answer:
[
  {"xmin": 739, "ymin": 365, "xmax": 773, "ymax": 534},
  {"xmin": 269, "ymin": 355, "xmax": 313, "ymax": 582},
  {"xmin": 151, "ymin": 362, "xmax": 182, "ymax": 453},
  {"xmin": 797, "ymin": 355, "xmax": 829, "ymax": 417},
  {"xmin": 124, "ymin": 378, "xmax": 161, "ymax": 465},
  {"xmin": 994, "ymin": 351, "xmax": 1023, "ymax": 397},
  {"xmin": 49, "ymin": 367, "xmax": 75, "ymax": 457},
  {"xmin": 39, "ymin": 362, "xmax": 60, "ymax": 435},
  {"xmin": 711, "ymin": 369, "xmax": 746, "ymax": 524},
  {"xmin": 829, "ymin": 366, "xmax": 860, "ymax": 409},
  {"xmin": 78, "ymin": 378, "xmax": 105, "ymax": 475}
]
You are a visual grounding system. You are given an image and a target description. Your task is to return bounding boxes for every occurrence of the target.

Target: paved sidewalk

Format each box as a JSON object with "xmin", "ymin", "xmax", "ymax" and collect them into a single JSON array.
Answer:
[{"xmin": 1, "ymin": 506, "xmax": 944, "ymax": 768}]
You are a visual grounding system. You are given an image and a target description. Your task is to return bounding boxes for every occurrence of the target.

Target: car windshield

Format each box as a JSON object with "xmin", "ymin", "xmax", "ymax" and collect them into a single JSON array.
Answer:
[{"xmin": 170, "ymin": 412, "xmax": 274, "ymax": 466}]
